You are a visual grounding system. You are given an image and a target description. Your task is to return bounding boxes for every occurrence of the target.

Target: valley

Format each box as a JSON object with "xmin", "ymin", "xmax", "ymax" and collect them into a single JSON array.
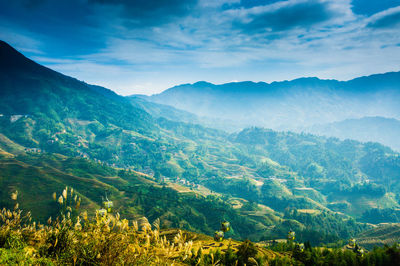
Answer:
[{"xmin": 1, "ymin": 40, "xmax": 400, "ymax": 264}]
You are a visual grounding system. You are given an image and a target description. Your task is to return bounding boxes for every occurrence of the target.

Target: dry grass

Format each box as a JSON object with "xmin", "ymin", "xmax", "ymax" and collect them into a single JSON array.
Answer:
[
  {"xmin": 0, "ymin": 188, "xmax": 195, "ymax": 265},
  {"xmin": 0, "ymin": 188, "xmax": 279, "ymax": 265},
  {"xmin": 297, "ymin": 209, "xmax": 320, "ymax": 214}
]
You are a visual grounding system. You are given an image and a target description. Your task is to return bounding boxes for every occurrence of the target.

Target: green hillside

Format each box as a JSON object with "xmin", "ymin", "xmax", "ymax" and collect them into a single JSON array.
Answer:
[
  {"xmin": 0, "ymin": 152, "xmax": 268, "ymax": 240},
  {"xmin": 1, "ymin": 41, "xmax": 400, "ymax": 249},
  {"xmin": 356, "ymin": 224, "xmax": 400, "ymax": 250},
  {"xmin": 1, "ymin": 196, "xmax": 399, "ymax": 265}
]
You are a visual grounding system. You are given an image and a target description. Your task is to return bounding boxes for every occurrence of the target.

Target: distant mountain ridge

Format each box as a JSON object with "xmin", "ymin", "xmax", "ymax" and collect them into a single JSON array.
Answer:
[
  {"xmin": 305, "ymin": 116, "xmax": 400, "ymax": 151},
  {"xmin": 147, "ymin": 72, "xmax": 400, "ymax": 132},
  {"xmin": 158, "ymin": 71, "xmax": 400, "ymax": 94}
]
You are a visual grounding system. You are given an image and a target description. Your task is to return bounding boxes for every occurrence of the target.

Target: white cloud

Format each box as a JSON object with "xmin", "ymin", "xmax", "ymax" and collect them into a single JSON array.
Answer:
[{"xmin": 366, "ymin": 6, "xmax": 400, "ymax": 28}]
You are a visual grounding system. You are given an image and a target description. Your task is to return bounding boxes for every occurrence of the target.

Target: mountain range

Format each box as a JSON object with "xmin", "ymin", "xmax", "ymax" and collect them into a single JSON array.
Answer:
[
  {"xmin": 1, "ymin": 40, "xmax": 400, "ymax": 245},
  {"xmin": 305, "ymin": 116, "xmax": 400, "ymax": 151},
  {"xmin": 144, "ymin": 73, "xmax": 400, "ymax": 150}
]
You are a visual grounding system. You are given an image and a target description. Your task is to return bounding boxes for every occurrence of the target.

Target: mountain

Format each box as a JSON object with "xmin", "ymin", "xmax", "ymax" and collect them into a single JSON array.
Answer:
[
  {"xmin": 148, "ymin": 74, "xmax": 400, "ymax": 132},
  {"xmin": 2, "ymin": 40, "xmax": 400, "ymax": 246},
  {"xmin": 305, "ymin": 116, "xmax": 400, "ymax": 151},
  {"xmin": 0, "ymin": 40, "xmax": 153, "ymax": 134}
]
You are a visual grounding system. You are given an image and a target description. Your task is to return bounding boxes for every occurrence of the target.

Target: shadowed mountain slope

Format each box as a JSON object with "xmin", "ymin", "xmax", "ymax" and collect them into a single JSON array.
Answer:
[{"xmin": 0, "ymin": 40, "xmax": 153, "ymax": 134}]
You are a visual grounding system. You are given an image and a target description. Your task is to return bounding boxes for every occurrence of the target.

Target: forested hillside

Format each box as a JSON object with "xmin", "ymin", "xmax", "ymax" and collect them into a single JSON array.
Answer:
[{"xmin": 1, "ymin": 40, "xmax": 400, "ymax": 248}]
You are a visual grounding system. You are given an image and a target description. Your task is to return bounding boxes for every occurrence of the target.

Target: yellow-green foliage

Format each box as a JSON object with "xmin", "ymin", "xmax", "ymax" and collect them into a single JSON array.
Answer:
[
  {"xmin": 0, "ymin": 189, "xmax": 277, "ymax": 265},
  {"xmin": 0, "ymin": 189, "xmax": 194, "ymax": 265}
]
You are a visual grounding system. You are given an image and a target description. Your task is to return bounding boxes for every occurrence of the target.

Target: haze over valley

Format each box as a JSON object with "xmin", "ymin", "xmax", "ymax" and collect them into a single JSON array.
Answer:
[
  {"xmin": 1, "ymin": 0, "xmax": 400, "ymax": 264},
  {"xmin": 142, "ymin": 74, "xmax": 400, "ymax": 150}
]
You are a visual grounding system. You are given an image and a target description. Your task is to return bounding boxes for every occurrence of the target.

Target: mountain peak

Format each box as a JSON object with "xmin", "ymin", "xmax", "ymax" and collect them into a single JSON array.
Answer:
[
  {"xmin": 0, "ymin": 40, "xmax": 29, "ymax": 65},
  {"xmin": 0, "ymin": 40, "xmax": 49, "ymax": 74},
  {"xmin": 192, "ymin": 81, "xmax": 214, "ymax": 87},
  {"xmin": 0, "ymin": 40, "xmax": 20, "ymax": 54}
]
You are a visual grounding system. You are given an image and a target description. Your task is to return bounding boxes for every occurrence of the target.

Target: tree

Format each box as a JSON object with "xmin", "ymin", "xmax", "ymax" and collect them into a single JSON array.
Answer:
[{"xmin": 236, "ymin": 240, "xmax": 258, "ymax": 265}]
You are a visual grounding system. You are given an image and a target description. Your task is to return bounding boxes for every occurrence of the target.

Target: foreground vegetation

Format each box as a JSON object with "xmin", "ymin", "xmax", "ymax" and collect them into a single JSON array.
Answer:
[
  {"xmin": 2, "ymin": 190, "xmax": 400, "ymax": 265},
  {"xmin": 0, "ymin": 189, "xmax": 272, "ymax": 265}
]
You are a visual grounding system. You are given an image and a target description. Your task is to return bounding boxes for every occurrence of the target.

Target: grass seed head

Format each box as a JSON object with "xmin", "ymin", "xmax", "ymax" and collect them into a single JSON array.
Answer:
[
  {"xmin": 11, "ymin": 191, "xmax": 18, "ymax": 200},
  {"xmin": 82, "ymin": 211, "xmax": 88, "ymax": 221},
  {"xmin": 62, "ymin": 189, "xmax": 67, "ymax": 200},
  {"xmin": 58, "ymin": 196, "xmax": 64, "ymax": 205}
]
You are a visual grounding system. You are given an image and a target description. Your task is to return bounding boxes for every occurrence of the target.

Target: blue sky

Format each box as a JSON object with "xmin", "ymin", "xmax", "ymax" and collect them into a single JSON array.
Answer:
[{"xmin": 1, "ymin": 0, "xmax": 400, "ymax": 95}]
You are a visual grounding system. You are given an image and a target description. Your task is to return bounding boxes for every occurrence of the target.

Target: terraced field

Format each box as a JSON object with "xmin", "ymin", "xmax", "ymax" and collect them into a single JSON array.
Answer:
[
  {"xmin": 357, "ymin": 223, "xmax": 400, "ymax": 250},
  {"xmin": 160, "ymin": 229, "xmax": 281, "ymax": 259}
]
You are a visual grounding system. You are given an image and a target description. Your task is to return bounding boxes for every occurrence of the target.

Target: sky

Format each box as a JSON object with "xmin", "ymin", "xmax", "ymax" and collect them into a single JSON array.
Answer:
[{"xmin": 1, "ymin": 0, "xmax": 400, "ymax": 95}]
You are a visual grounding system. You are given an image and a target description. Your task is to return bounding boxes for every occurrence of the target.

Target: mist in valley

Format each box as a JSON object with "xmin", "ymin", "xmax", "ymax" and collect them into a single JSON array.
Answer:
[{"xmin": 143, "ymin": 73, "xmax": 400, "ymax": 151}]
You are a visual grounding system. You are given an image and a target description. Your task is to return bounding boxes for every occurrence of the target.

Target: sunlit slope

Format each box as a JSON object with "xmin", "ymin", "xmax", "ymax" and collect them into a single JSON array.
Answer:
[
  {"xmin": 0, "ymin": 151, "xmax": 287, "ymax": 241},
  {"xmin": 357, "ymin": 224, "xmax": 400, "ymax": 250},
  {"xmin": 228, "ymin": 128, "xmax": 400, "ymax": 217},
  {"xmin": 0, "ymin": 153, "xmax": 123, "ymax": 221}
]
